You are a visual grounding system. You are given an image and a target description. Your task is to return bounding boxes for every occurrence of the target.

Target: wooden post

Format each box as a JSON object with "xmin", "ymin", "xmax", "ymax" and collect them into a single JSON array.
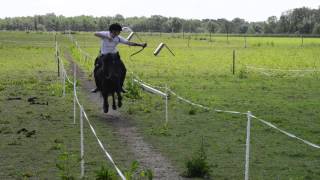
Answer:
[
  {"xmin": 233, "ymin": 50, "xmax": 236, "ymax": 75},
  {"xmin": 165, "ymin": 84, "xmax": 168, "ymax": 125},
  {"xmin": 227, "ymin": 31, "xmax": 229, "ymax": 43},
  {"xmin": 188, "ymin": 36, "xmax": 190, "ymax": 48},
  {"xmin": 244, "ymin": 35, "xmax": 247, "ymax": 48},
  {"xmin": 301, "ymin": 35, "xmax": 304, "ymax": 47},
  {"xmin": 57, "ymin": 56, "xmax": 60, "ymax": 77}
]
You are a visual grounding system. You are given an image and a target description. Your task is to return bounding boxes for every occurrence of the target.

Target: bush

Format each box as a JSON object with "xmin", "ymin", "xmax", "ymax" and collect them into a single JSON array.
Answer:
[
  {"xmin": 184, "ymin": 137, "xmax": 210, "ymax": 178},
  {"xmin": 238, "ymin": 67, "xmax": 248, "ymax": 79},
  {"xmin": 125, "ymin": 78, "xmax": 142, "ymax": 99},
  {"xmin": 125, "ymin": 161, "xmax": 153, "ymax": 180},
  {"xmin": 95, "ymin": 165, "xmax": 117, "ymax": 180}
]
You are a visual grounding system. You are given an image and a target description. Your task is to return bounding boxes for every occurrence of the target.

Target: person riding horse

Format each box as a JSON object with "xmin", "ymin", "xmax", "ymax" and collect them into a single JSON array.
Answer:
[{"xmin": 92, "ymin": 23, "xmax": 147, "ymax": 93}]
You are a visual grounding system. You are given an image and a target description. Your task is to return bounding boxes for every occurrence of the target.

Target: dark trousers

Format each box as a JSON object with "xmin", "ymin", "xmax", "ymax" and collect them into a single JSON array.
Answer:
[{"xmin": 94, "ymin": 52, "xmax": 127, "ymax": 89}]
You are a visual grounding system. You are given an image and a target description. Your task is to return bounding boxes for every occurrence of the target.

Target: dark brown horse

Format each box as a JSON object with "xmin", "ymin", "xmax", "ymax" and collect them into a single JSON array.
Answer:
[{"xmin": 94, "ymin": 53, "xmax": 123, "ymax": 113}]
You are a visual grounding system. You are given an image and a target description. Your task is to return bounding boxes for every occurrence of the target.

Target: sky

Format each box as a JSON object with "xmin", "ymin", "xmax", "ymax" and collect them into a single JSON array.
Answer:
[{"xmin": 0, "ymin": 0, "xmax": 319, "ymax": 22}]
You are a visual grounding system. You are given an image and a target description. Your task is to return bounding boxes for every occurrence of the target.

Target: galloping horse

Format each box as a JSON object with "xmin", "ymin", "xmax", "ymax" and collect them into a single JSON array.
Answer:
[{"xmin": 94, "ymin": 53, "xmax": 123, "ymax": 113}]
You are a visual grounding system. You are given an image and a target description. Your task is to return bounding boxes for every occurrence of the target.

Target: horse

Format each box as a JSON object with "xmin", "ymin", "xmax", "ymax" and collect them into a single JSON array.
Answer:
[{"xmin": 94, "ymin": 53, "xmax": 123, "ymax": 113}]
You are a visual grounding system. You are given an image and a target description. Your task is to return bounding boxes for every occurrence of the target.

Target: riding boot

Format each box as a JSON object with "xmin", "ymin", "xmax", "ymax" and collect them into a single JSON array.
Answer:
[
  {"xmin": 119, "ymin": 58, "xmax": 127, "ymax": 93},
  {"xmin": 92, "ymin": 55, "xmax": 103, "ymax": 93}
]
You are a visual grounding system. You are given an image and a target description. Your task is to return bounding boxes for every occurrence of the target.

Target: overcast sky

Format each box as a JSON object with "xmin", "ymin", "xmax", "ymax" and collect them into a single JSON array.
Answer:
[{"xmin": 0, "ymin": 0, "xmax": 319, "ymax": 22}]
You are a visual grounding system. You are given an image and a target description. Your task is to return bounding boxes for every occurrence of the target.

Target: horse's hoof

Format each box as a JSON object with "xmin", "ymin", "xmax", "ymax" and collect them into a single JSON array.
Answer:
[
  {"xmin": 118, "ymin": 101, "xmax": 122, "ymax": 108},
  {"xmin": 103, "ymin": 105, "xmax": 109, "ymax": 113},
  {"xmin": 112, "ymin": 105, "xmax": 117, "ymax": 110}
]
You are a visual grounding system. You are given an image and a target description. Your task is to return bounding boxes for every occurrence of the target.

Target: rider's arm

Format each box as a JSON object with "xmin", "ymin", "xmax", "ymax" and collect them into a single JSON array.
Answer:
[
  {"xmin": 127, "ymin": 42, "xmax": 147, "ymax": 47},
  {"xmin": 94, "ymin": 32, "xmax": 112, "ymax": 40},
  {"xmin": 118, "ymin": 36, "xmax": 146, "ymax": 47}
]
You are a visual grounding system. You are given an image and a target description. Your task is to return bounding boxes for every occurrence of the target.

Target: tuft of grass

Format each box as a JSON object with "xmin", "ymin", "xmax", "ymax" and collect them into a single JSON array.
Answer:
[
  {"xmin": 95, "ymin": 165, "xmax": 117, "ymax": 180},
  {"xmin": 184, "ymin": 137, "xmax": 211, "ymax": 178}
]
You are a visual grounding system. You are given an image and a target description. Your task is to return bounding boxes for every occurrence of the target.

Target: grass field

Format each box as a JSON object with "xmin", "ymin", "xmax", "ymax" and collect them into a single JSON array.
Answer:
[
  {"xmin": 69, "ymin": 32, "xmax": 320, "ymax": 179},
  {"xmin": 0, "ymin": 32, "xmax": 136, "ymax": 179},
  {"xmin": 1, "ymin": 31, "xmax": 320, "ymax": 179}
]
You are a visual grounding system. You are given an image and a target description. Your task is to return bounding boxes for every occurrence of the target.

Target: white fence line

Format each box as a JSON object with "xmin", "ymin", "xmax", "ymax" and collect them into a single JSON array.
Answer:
[
  {"xmin": 65, "ymin": 35, "xmax": 320, "ymax": 180},
  {"xmin": 130, "ymin": 72, "xmax": 320, "ymax": 150},
  {"xmin": 249, "ymin": 114, "xmax": 320, "ymax": 149},
  {"xmin": 68, "ymin": 34, "xmax": 95, "ymax": 61},
  {"xmin": 245, "ymin": 65, "xmax": 320, "ymax": 77},
  {"xmin": 133, "ymin": 79, "xmax": 168, "ymax": 97},
  {"xmin": 246, "ymin": 65, "xmax": 320, "ymax": 72},
  {"xmin": 245, "ymin": 111, "xmax": 252, "ymax": 180},
  {"xmin": 55, "ymin": 42, "xmax": 126, "ymax": 180}
]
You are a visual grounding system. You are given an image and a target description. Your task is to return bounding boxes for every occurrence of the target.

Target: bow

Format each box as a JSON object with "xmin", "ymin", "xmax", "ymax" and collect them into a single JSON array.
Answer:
[{"xmin": 130, "ymin": 46, "xmax": 145, "ymax": 58}]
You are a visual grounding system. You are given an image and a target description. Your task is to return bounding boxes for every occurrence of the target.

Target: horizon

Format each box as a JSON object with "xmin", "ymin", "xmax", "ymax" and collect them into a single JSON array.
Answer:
[{"xmin": 0, "ymin": 0, "xmax": 319, "ymax": 22}]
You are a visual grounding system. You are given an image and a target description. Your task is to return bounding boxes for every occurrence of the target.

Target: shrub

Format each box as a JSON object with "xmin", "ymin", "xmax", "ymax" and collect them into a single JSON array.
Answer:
[
  {"xmin": 125, "ymin": 79, "xmax": 142, "ymax": 99},
  {"xmin": 238, "ymin": 67, "xmax": 248, "ymax": 79},
  {"xmin": 95, "ymin": 165, "xmax": 117, "ymax": 180},
  {"xmin": 184, "ymin": 137, "xmax": 210, "ymax": 178}
]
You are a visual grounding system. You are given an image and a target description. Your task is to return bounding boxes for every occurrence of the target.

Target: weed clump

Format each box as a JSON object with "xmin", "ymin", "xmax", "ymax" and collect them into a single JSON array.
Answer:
[
  {"xmin": 184, "ymin": 137, "xmax": 211, "ymax": 178},
  {"xmin": 95, "ymin": 165, "xmax": 117, "ymax": 180},
  {"xmin": 238, "ymin": 67, "xmax": 248, "ymax": 79},
  {"xmin": 125, "ymin": 79, "xmax": 142, "ymax": 100}
]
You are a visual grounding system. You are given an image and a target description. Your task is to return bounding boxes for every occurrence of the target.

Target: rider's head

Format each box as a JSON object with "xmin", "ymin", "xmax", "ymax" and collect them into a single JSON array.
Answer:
[{"xmin": 109, "ymin": 23, "xmax": 122, "ymax": 37}]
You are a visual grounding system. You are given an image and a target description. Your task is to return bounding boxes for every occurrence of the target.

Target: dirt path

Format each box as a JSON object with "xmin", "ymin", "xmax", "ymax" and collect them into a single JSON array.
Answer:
[{"xmin": 64, "ymin": 51, "xmax": 183, "ymax": 180}]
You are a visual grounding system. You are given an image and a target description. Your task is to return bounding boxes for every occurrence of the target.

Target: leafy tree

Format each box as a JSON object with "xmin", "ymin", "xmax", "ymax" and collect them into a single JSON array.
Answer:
[{"xmin": 312, "ymin": 23, "xmax": 320, "ymax": 34}]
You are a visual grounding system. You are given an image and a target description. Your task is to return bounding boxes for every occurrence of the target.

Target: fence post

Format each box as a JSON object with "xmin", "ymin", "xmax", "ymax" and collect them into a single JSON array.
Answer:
[
  {"xmin": 232, "ymin": 50, "xmax": 236, "ymax": 75},
  {"xmin": 63, "ymin": 71, "xmax": 66, "ymax": 97},
  {"xmin": 244, "ymin": 35, "xmax": 247, "ymax": 48},
  {"xmin": 165, "ymin": 84, "xmax": 168, "ymax": 125},
  {"xmin": 56, "ymin": 42, "xmax": 60, "ymax": 77},
  {"xmin": 57, "ymin": 57, "xmax": 60, "ymax": 77},
  {"xmin": 80, "ymin": 105, "xmax": 85, "ymax": 178},
  {"xmin": 245, "ymin": 111, "xmax": 252, "ymax": 180},
  {"xmin": 73, "ymin": 63, "xmax": 76, "ymax": 124}
]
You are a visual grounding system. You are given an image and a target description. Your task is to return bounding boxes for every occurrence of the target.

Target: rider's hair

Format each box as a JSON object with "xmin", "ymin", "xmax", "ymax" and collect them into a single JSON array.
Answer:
[{"xmin": 109, "ymin": 23, "xmax": 122, "ymax": 32}]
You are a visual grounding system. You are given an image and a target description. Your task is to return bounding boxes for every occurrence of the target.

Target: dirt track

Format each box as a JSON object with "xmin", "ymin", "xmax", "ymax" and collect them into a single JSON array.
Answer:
[{"xmin": 64, "ymin": 51, "xmax": 183, "ymax": 180}]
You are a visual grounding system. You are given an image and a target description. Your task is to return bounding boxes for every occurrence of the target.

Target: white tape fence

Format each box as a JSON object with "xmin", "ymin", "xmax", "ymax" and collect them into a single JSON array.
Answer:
[
  {"xmin": 55, "ymin": 41, "xmax": 126, "ymax": 180},
  {"xmin": 245, "ymin": 65, "xmax": 320, "ymax": 77},
  {"xmin": 129, "ymin": 72, "xmax": 320, "ymax": 180},
  {"xmin": 66, "ymin": 34, "xmax": 320, "ymax": 180}
]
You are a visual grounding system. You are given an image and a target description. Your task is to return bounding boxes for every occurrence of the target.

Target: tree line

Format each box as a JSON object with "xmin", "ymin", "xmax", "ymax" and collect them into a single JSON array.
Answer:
[{"xmin": 1, "ymin": 6, "xmax": 320, "ymax": 34}]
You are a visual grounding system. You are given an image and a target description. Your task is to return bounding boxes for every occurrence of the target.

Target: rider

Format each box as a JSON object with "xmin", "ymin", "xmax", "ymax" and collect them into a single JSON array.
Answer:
[{"xmin": 92, "ymin": 23, "xmax": 147, "ymax": 93}]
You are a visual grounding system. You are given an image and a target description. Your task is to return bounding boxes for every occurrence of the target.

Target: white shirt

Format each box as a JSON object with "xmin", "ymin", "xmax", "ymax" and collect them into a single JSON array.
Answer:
[{"xmin": 96, "ymin": 31, "xmax": 129, "ymax": 54}]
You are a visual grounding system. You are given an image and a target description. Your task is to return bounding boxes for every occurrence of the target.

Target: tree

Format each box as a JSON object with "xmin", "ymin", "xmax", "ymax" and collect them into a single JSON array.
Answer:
[
  {"xmin": 206, "ymin": 21, "xmax": 218, "ymax": 33},
  {"xmin": 264, "ymin": 16, "xmax": 277, "ymax": 33},
  {"xmin": 167, "ymin": 17, "xmax": 182, "ymax": 33},
  {"xmin": 312, "ymin": 23, "xmax": 320, "ymax": 34},
  {"xmin": 232, "ymin": 18, "xmax": 247, "ymax": 33}
]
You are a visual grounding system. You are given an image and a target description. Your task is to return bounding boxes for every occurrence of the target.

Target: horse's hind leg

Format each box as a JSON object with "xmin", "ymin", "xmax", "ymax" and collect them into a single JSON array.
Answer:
[
  {"xmin": 112, "ymin": 93, "xmax": 117, "ymax": 110},
  {"xmin": 103, "ymin": 96, "xmax": 109, "ymax": 113},
  {"xmin": 117, "ymin": 92, "xmax": 122, "ymax": 108}
]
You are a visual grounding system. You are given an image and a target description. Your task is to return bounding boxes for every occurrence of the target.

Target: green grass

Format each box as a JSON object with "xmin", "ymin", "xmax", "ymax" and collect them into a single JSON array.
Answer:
[
  {"xmin": 68, "ymin": 32, "xmax": 320, "ymax": 179},
  {"xmin": 1, "ymin": 31, "xmax": 320, "ymax": 179},
  {"xmin": 0, "ymin": 32, "xmax": 135, "ymax": 179}
]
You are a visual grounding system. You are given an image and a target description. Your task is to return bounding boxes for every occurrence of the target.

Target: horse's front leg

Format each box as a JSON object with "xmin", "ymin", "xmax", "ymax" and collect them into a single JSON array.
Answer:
[
  {"xmin": 112, "ymin": 93, "xmax": 116, "ymax": 110},
  {"xmin": 103, "ymin": 95, "xmax": 109, "ymax": 113},
  {"xmin": 117, "ymin": 91, "xmax": 122, "ymax": 108}
]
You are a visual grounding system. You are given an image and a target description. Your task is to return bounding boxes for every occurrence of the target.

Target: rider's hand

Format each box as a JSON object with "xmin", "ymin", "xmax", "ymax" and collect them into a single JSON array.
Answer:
[{"xmin": 141, "ymin": 43, "xmax": 147, "ymax": 48}]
